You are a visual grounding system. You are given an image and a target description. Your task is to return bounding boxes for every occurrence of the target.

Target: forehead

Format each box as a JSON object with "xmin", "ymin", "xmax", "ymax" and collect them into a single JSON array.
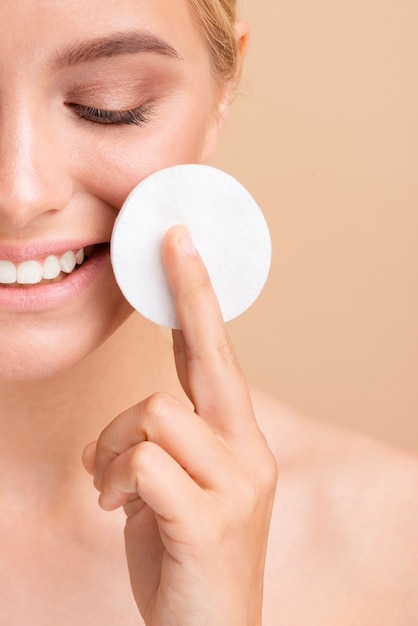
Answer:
[{"xmin": 0, "ymin": 0, "xmax": 206, "ymax": 66}]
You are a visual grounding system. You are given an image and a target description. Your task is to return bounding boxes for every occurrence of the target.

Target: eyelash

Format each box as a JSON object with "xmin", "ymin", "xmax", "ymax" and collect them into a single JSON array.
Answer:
[{"xmin": 68, "ymin": 102, "xmax": 154, "ymax": 126}]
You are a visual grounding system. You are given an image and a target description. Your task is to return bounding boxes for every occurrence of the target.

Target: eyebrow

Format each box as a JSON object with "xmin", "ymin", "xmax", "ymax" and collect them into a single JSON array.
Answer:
[{"xmin": 54, "ymin": 31, "xmax": 182, "ymax": 68}]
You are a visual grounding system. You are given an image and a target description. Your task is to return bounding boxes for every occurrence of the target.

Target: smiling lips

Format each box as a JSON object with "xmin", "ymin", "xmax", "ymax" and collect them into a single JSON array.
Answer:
[{"xmin": 0, "ymin": 246, "xmax": 95, "ymax": 286}]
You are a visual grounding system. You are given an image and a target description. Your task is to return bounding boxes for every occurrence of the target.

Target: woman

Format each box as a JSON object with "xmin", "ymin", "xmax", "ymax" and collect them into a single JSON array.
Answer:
[{"xmin": 1, "ymin": 1, "xmax": 417, "ymax": 624}]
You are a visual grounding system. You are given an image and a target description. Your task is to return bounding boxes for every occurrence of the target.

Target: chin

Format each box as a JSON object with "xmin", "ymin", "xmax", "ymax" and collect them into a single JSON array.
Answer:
[
  {"xmin": 0, "ymin": 333, "xmax": 98, "ymax": 381},
  {"xmin": 0, "ymin": 301, "xmax": 132, "ymax": 382},
  {"xmin": 0, "ymin": 349, "xmax": 86, "ymax": 381}
]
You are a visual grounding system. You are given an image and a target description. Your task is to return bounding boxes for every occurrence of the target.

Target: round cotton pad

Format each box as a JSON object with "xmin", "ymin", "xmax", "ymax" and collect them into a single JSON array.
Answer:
[{"xmin": 111, "ymin": 164, "xmax": 272, "ymax": 329}]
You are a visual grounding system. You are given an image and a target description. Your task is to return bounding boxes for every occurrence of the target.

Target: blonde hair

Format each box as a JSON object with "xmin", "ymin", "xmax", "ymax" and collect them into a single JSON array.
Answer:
[{"xmin": 187, "ymin": 0, "xmax": 240, "ymax": 82}]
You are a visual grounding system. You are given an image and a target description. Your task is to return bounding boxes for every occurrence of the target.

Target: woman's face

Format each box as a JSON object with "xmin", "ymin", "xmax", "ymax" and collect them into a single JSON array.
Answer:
[{"xmin": 0, "ymin": 0, "xmax": 224, "ymax": 379}]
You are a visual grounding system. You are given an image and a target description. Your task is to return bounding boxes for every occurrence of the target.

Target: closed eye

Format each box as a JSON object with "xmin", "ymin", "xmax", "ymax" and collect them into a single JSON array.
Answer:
[{"xmin": 67, "ymin": 102, "xmax": 155, "ymax": 126}]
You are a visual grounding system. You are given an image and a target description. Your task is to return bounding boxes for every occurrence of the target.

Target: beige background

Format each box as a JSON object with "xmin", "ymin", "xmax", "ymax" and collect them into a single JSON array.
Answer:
[{"xmin": 211, "ymin": 0, "xmax": 418, "ymax": 452}]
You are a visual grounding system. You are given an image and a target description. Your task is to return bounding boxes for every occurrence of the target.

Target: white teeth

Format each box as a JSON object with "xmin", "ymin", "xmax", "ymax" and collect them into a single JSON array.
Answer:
[
  {"xmin": 17, "ymin": 260, "xmax": 43, "ymax": 285},
  {"xmin": 43, "ymin": 255, "xmax": 62, "ymax": 280},
  {"xmin": 75, "ymin": 248, "xmax": 84, "ymax": 265},
  {"xmin": 0, "ymin": 246, "xmax": 91, "ymax": 285},
  {"xmin": 0, "ymin": 260, "xmax": 17, "ymax": 284},
  {"xmin": 60, "ymin": 250, "xmax": 77, "ymax": 273}
]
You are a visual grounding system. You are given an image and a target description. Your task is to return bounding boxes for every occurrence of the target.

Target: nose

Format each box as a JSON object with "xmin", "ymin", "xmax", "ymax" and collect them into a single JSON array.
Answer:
[{"xmin": 0, "ymin": 104, "xmax": 72, "ymax": 232}]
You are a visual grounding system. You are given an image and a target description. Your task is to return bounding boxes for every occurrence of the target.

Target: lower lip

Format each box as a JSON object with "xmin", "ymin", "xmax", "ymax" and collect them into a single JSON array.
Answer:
[{"xmin": 0, "ymin": 244, "xmax": 110, "ymax": 312}]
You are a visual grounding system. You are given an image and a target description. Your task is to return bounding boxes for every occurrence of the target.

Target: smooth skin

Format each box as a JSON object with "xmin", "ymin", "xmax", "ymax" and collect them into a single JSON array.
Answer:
[
  {"xmin": 0, "ymin": 0, "xmax": 224, "ymax": 378},
  {"xmin": 1, "ymin": 1, "xmax": 418, "ymax": 625},
  {"xmin": 0, "ymin": 1, "xmax": 275, "ymax": 623}
]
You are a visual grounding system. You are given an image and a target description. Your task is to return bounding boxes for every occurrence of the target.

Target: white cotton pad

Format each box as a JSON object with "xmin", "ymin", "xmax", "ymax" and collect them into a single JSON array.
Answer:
[{"xmin": 110, "ymin": 164, "xmax": 272, "ymax": 329}]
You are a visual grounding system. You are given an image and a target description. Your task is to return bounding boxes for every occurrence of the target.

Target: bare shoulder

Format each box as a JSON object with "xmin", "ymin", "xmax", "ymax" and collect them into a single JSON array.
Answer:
[{"xmin": 251, "ymin": 387, "xmax": 418, "ymax": 625}]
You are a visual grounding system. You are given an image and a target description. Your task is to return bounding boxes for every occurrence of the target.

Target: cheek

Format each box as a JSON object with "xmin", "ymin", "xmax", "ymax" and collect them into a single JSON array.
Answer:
[{"xmin": 70, "ymin": 96, "xmax": 217, "ymax": 209}]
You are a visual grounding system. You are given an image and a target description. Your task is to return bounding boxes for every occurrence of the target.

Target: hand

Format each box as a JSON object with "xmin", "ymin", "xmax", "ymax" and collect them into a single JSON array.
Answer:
[{"xmin": 83, "ymin": 226, "xmax": 277, "ymax": 626}]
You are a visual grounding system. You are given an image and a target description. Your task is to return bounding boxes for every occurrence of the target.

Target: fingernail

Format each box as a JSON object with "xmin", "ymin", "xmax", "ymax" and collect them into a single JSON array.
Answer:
[{"xmin": 179, "ymin": 228, "xmax": 197, "ymax": 257}]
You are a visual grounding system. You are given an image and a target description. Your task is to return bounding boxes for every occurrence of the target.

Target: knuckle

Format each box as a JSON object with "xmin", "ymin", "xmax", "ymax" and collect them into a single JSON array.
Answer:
[
  {"xmin": 143, "ymin": 392, "xmax": 173, "ymax": 420},
  {"xmin": 257, "ymin": 451, "xmax": 279, "ymax": 494},
  {"xmin": 194, "ymin": 267, "xmax": 212, "ymax": 293},
  {"xmin": 180, "ymin": 266, "xmax": 212, "ymax": 302},
  {"xmin": 129, "ymin": 442, "xmax": 146, "ymax": 472},
  {"xmin": 237, "ymin": 455, "xmax": 278, "ymax": 509},
  {"xmin": 95, "ymin": 421, "xmax": 113, "ymax": 451},
  {"xmin": 129, "ymin": 441, "xmax": 157, "ymax": 478},
  {"xmin": 95, "ymin": 426, "xmax": 119, "ymax": 464},
  {"xmin": 217, "ymin": 335, "xmax": 238, "ymax": 366},
  {"xmin": 139, "ymin": 392, "xmax": 183, "ymax": 443},
  {"xmin": 186, "ymin": 333, "xmax": 238, "ymax": 366}
]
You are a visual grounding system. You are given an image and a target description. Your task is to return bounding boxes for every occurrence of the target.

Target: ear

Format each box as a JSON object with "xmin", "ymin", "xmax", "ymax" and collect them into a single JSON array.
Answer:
[
  {"xmin": 218, "ymin": 20, "xmax": 250, "ymax": 121},
  {"xmin": 200, "ymin": 21, "xmax": 250, "ymax": 162}
]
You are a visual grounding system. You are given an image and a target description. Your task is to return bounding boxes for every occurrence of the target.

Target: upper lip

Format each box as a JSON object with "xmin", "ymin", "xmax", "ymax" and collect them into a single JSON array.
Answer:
[{"xmin": 0, "ymin": 240, "xmax": 108, "ymax": 262}]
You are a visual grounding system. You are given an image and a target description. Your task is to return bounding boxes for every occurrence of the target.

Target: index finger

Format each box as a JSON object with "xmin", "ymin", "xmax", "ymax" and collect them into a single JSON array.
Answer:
[{"xmin": 162, "ymin": 225, "xmax": 256, "ymax": 439}]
